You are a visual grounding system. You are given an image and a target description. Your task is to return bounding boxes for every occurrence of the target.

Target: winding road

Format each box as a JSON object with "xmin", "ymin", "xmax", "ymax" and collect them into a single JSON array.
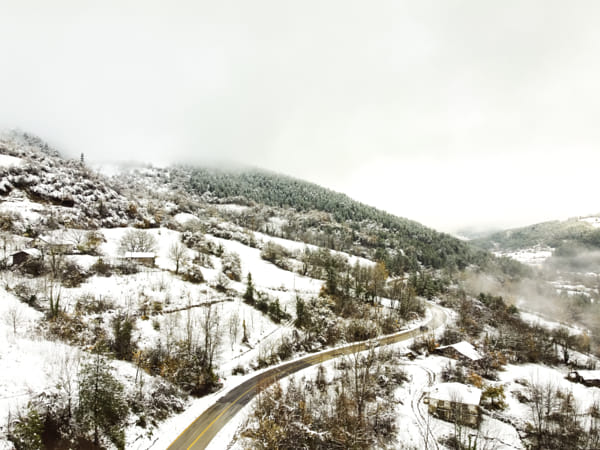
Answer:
[{"xmin": 168, "ymin": 303, "xmax": 447, "ymax": 449}]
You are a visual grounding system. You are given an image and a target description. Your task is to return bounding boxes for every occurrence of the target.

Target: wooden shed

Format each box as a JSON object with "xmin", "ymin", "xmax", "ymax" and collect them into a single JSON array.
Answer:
[
  {"xmin": 426, "ymin": 382, "xmax": 482, "ymax": 427},
  {"xmin": 10, "ymin": 248, "xmax": 42, "ymax": 265},
  {"xmin": 120, "ymin": 252, "xmax": 156, "ymax": 267},
  {"xmin": 435, "ymin": 341, "xmax": 483, "ymax": 362},
  {"xmin": 567, "ymin": 370, "xmax": 600, "ymax": 387}
]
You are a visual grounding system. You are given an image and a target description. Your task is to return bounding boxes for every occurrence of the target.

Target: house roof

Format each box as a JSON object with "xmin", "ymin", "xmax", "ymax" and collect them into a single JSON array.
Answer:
[
  {"xmin": 122, "ymin": 252, "xmax": 156, "ymax": 259},
  {"xmin": 12, "ymin": 248, "xmax": 41, "ymax": 258},
  {"xmin": 428, "ymin": 382, "xmax": 482, "ymax": 406},
  {"xmin": 437, "ymin": 341, "xmax": 482, "ymax": 361},
  {"xmin": 572, "ymin": 370, "xmax": 600, "ymax": 381}
]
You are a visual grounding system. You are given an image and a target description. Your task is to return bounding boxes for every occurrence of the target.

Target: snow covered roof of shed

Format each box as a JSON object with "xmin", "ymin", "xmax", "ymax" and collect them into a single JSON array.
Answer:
[
  {"xmin": 12, "ymin": 248, "xmax": 41, "ymax": 258},
  {"xmin": 428, "ymin": 382, "xmax": 482, "ymax": 406},
  {"xmin": 122, "ymin": 252, "xmax": 156, "ymax": 258},
  {"xmin": 573, "ymin": 370, "xmax": 600, "ymax": 381},
  {"xmin": 437, "ymin": 341, "xmax": 482, "ymax": 361}
]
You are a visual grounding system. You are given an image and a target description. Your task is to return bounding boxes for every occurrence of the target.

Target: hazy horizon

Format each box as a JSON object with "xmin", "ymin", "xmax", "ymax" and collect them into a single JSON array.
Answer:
[
  {"xmin": 2, "ymin": 1, "xmax": 600, "ymax": 232},
  {"xmin": 4, "ymin": 133, "xmax": 583, "ymax": 236}
]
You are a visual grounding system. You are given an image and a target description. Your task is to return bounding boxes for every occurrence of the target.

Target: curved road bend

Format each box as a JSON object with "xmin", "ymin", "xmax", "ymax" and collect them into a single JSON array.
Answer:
[{"xmin": 168, "ymin": 304, "xmax": 447, "ymax": 450}]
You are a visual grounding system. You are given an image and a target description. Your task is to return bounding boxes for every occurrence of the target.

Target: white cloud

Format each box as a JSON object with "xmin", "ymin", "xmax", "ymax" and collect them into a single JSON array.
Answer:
[{"xmin": 1, "ymin": 1, "xmax": 599, "ymax": 231}]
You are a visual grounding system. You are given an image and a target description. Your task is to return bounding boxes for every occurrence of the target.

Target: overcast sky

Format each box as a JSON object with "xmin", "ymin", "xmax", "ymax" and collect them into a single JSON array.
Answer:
[{"xmin": 1, "ymin": 1, "xmax": 600, "ymax": 233}]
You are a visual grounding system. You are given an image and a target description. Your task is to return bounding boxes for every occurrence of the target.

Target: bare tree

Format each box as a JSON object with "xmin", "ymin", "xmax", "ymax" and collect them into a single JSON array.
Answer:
[
  {"xmin": 228, "ymin": 310, "xmax": 240, "ymax": 350},
  {"xmin": 163, "ymin": 311, "xmax": 180, "ymax": 355},
  {"xmin": 449, "ymin": 389, "xmax": 467, "ymax": 448},
  {"xmin": 583, "ymin": 398, "xmax": 600, "ymax": 449},
  {"xmin": 4, "ymin": 302, "xmax": 25, "ymax": 336},
  {"xmin": 201, "ymin": 303, "xmax": 221, "ymax": 373},
  {"xmin": 45, "ymin": 242, "xmax": 66, "ymax": 280},
  {"xmin": 526, "ymin": 375, "xmax": 559, "ymax": 449},
  {"xmin": 55, "ymin": 347, "xmax": 82, "ymax": 420},
  {"xmin": 168, "ymin": 241, "xmax": 188, "ymax": 275},
  {"xmin": 184, "ymin": 295, "xmax": 196, "ymax": 353},
  {"xmin": 119, "ymin": 229, "xmax": 157, "ymax": 254},
  {"xmin": 65, "ymin": 229, "xmax": 86, "ymax": 249},
  {"xmin": 348, "ymin": 346, "xmax": 378, "ymax": 426},
  {"xmin": 45, "ymin": 275, "xmax": 62, "ymax": 319}
]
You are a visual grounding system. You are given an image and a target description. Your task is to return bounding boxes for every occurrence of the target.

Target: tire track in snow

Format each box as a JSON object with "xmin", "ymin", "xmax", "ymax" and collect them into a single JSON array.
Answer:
[{"xmin": 410, "ymin": 365, "xmax": 439, "ymax": 450}]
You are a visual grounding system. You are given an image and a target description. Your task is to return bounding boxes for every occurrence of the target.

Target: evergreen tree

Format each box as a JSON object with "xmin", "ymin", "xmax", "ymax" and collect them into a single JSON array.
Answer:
[
  {"xmin": 76, "ymin": 354, "xmax": 129, "ymax": 449},
  {"xmin": 8, "ymin": 407, "xmax": 43, "ymax": 450},
  {"xmin": 295, "ymin": 297, "xmax": 310, "ymax": 329},
  {"xmin": 243, "ymin": 273, "xmax": 255, "ymax": 303},
  {"xmin": 111, "ymin": 314, "xmax": 135, "ymax": 361},
  {"xmin": 242, "ymin": 319, "xmax": 249, "ymax": 343}
]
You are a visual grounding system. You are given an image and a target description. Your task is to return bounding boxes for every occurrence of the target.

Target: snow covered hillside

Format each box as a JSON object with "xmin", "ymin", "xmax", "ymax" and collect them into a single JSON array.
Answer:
[{"xmin": 2, "ymin": 132, "xmax": 599, "ymax": 450}]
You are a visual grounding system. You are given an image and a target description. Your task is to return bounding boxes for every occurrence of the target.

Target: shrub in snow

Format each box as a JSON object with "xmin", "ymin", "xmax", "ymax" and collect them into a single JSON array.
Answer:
[
  {"xmin": 74, "ymin": 293, "xmax": 115, "ymax": 314},
  {"xmin": 221, "ymin": 250, "xmax": 242, "ymax": 281},
  {"xmin": 180, "ymin": 230, "xmax": 205, "ymax": 250},
  {"xmin": 46, "ymin": 313, "xmax": 91, "ymax": 345},
  {"xmin": 81, "ymin": 230, "xmax": 105, "ymax": 255},
  {"xmin": 232, "ymin": 364, "xmax": 247, "ymax": 375},
  {"xmin": 59, "ymin": 260, "xmax": 88, "ymax": 288},
  {"xmin": 345, "ymin": 318, "xmax": 378, "ymax": 342},
  {"xmin": 18, "ymin": 257, "xmax": 47, "ymax": 277},
  {"xmin": 481, "ymin": 385, "xmax": 507, "ymax": 410},
  {"xmin": 13, "ymin": 281, "xmax": 39, "ymax": 306},
  {"xmin": 193, "ymin": 252, "xmax": 214, "ymax": 268},
  {"xmin": 260, "ymin": 241, "xmax": 290, "ymax": 270},
  {"xmin": 7, "ymin": 406, "xmax": 44, "ymax": 450},
  {"xmin": 136, "ymin": 380, "xmax": 186, "ymax": 423},
  {"xmin": 110, "ymin": 314, "xmax": 137, "ymax": 361},
  {"xmin": 114, "ymin": 261, "xmax": 139, "ymax": 275},
  {"xmin": 0, "ymin": 210, "xmax": 24, "ymax": 233},
  {"xmin": 215, "ymin": 271, "xmax": 231, "ymax": 292},
  {"xmin": 181, "ymin": 263, "xmax": 204, "ymax": 283},
  {"xmin": 89, "ymin": 258, "xmax": 113, "ymax": 276}
]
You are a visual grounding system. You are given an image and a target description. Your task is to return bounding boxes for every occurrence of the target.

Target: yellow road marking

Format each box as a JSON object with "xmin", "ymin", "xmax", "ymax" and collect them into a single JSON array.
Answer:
[
  {"xmin": 171, "ymin": 304, "xmax": 444, "ymax": 448},
  {"xmin": 186, "ymin": 384, "xmax": 256, "ymax": 449},
  {"xmin": 185, "ymin": 366, "xmax": 296, "ymax": 449}
]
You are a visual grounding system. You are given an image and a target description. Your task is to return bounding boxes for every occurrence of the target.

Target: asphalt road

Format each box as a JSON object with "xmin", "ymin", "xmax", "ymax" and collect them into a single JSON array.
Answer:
[{"xmin": 168, "ymin": 304, "xmax": 447, "ymax": 450}]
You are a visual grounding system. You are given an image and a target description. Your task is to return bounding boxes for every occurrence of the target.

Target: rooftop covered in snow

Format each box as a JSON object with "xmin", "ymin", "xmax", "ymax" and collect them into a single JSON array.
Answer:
[
  {"xmin": 436, "ymin": 341, "xmax": 482, "ymax": 361},
  {"xmin": 121, "ymin": 252, "xmax": 156, "ymax": 258},
  {"xmin": 19, "ymin": 248, "xmax": 42, "ymax": 257},
  {"xmin": 428, "ymin": 382, "xmax": 482, "ymax": 406},
  {"xmin": 570, "ymin": 370, "xmax": 600, "ymax": 381}
]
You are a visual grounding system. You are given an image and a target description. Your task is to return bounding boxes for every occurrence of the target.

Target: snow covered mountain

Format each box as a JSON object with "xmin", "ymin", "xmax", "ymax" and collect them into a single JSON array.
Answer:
[{"xmin": 1, "ymin": 132, "xmax": 599, "ymax": 450}]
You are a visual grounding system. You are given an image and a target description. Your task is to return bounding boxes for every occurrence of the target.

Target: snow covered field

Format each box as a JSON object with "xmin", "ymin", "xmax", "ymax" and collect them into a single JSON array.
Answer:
[
  {"xmin": 2, "ymin": 175, "xmax": 597, "ymax": 449},
  {"xmin": 580, "ymin": 216, "xmax": 600, "ymax": 228},
  {"xmin": 494, "ymin": 248, "xmax": 553, "ymax": 267},
  {"xmin": 0, "ymin": 155, "xmax": 23, "ymax": 168},
  {"xmin": 0, "ymin": 221, "xmax": 341, "ymax": 448}
]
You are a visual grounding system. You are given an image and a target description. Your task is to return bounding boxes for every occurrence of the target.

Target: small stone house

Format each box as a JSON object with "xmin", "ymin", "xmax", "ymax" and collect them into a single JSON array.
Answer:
[
  {"xmin": 120, "ymin": 252, "xmax": 156, "ymax": 267},
  {"xmin": 10, "ymin": 248, "xmax": 42, "ymax": 265},
  {"xmin": 426, "ymin": 382, "xmax": 482, "ymax": 427},
  {"xmin": 567, "ymin": 370, "xmax": 600, "ymax": 387},
  {"xmin": 435, "ymin": 341, "xmax": 483, "ymax": 362},
  {"xmin": 35, "ymin": 237, "xmax": 74, "ymax": 255}
]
